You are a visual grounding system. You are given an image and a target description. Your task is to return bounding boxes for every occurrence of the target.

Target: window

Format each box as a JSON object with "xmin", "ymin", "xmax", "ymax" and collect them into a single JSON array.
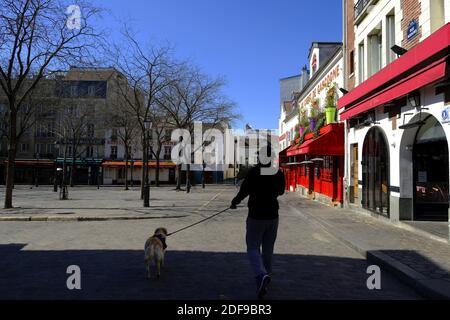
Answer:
[
  {"xmin": 368, "ymin": 28, "xmax": 382, "ymax": 77},
  {"xmin": 88, "ymin": 85, "xmax": 96, "ymax": 97},
  {"xmin": 47, "ymin": 144, "xmax": 55, "ymax": 155},
  {"xmin": 87, "ymin": 124, "xmax": 94, "ymax": 137},
  {"xmin": 20, "ymin": 143, "xmax": 29, "ymax": 153},
  {"xmin": 386, "ymin": 14, "xmax": 396, "ymax": 64},
  {"xmin": 349, "ymin": 50, "xmax": 355, "ymax": 75},
  {"xmin": 111, "ymin": 129, "xmax": 118, "ymax": 140},
  {"xmin": 35, "ymin": 143, "xmax": 45, "ymax": 155},
  {"xmin": 322, "ymin": 156, "xmax": 334, "ymax": 181},
  {"xmin": 164, "ymin": 130, "xmax": 171, "ymax": 142},
  {"xmin": 164, "ymin": 146, "xmax": 171, "ymax": 160},
  {"xmin": 110, "ymin": 146, "xmax": 117, "ymax": 159},
  {"xmin": 430, "ymin": 0, "xmax": 445, "ymax": 33},
  {"xmin": 36, "ymin": 124, "xmax": 46, "ymax": 137},
  {"xmin": 86, "ymin": 146, "xmax": 94, "ymax": 158},
  {"xmin": 70, "ymin": 85, "xmax": 78, "ymax": 97},
  {"xmin": 47, "ymin": 122, "xmax": 55, "ymax": 137},
  {"xmin": 358, "ymin": 42, "xmax": 365, "ymax": 83}
]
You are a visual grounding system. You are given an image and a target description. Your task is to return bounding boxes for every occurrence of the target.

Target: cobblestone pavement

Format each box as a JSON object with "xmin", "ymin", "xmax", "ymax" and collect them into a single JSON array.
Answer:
[
  {"xmin": 0, "ymin": 186, "xmax": 421, "ymax": 299},
  {"xmin": 283, "ymin": 193, "xmax": 450, "ymax": 292}
]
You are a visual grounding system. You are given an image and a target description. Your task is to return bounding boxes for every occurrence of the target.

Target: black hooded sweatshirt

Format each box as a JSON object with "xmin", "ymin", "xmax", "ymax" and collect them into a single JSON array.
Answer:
[{"xmin": 232, "ymin": 165, "xmax": 285, "ymax": 220}]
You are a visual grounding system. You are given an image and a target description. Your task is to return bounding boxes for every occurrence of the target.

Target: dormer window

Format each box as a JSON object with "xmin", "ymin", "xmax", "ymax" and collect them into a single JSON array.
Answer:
[{"xmin": 311, "ymin": 53, "xmax": 318, "ymax": 74}]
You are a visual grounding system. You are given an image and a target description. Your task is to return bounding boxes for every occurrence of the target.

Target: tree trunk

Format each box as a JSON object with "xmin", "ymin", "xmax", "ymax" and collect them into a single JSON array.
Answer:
[
  {"xmin": 5, "ymin": 112, "xmax": 17, "ymax": 209},
  {"xmin": 124, "ymin": 149, "xmax": 129, "ymax": 191},
  {"xmin": 155, "ymin": 145, "xmax": 162, "ymax": 187},
  {"xmin": 61, "ymin": 144, "xmax": 68, "ymax": 200},
  {"xmin": 155, "ymin": 159, "xmax": 160, "ymax": 187},
  {"xmin": 140, "ymin": 141, "xmax": 146, "ymax": 199},
  {"xmin": 4, "ymin": 110, "xmax": 17, "ymax": 208},
  {"xmin": 70, "ymin": 140, "xmax": 75, "ymax": 187}
]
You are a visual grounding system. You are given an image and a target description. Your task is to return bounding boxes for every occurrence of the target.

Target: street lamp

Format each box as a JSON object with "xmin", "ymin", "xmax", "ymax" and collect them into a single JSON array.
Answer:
[
  {"xmin": 391, "ymin": 45, "xmax": 408, "ymax": 57},
  {"xmin": 234, "ymin": 137, "xmax": 238, "ymax": 186},
  {"xmin": 130, "ymin": 159, "xmax": 134, "ymax": 189},
  {"xmin": 53, "ymin": 142, "xmax": 60, "ymax": 192},
  {"xmin": 143, "ymin": 117, "xmax": 152, "ymax": 208}
]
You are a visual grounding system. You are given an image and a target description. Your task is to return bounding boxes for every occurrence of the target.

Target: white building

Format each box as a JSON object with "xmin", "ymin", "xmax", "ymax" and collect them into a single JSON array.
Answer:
[
  {"xmin": 340, "ymin": 0, "xmax": 450, "ymax": 232},
  {"xmin": 279, "ymin": 42, "xmax": 344, "ymax": 151}
]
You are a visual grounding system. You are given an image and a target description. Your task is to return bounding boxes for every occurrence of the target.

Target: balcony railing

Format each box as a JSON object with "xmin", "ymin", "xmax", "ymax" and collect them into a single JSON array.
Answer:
[
  {"xmin": 354, "ymin": 0, "xmax": 370, "ymax": 20},
  {"xmin": 354, "ymin": 0, "xmax": 378, "ymax": 24}
]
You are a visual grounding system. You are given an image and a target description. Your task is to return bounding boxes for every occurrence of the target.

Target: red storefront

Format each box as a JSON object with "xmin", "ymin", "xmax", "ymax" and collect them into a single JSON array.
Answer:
[{"xmin": 281, "ymin": 123, "xmax": 344, "ymax": 204}]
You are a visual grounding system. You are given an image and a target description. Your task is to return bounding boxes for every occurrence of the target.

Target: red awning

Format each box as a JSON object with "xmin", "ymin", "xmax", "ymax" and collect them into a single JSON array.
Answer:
[
  {"xmin": 338, "ymin": 22, "xmax": 450, "ymax": 120},
  {"xmin": 287, "ymin": 123, "xmax": 344, "ymax": 157}
]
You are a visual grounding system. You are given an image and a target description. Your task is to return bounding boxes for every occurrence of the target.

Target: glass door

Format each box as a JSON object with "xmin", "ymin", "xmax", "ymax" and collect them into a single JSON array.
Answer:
[{"xmin": 362, "ymin": 127, "xmax": 390, "ymax": 217}]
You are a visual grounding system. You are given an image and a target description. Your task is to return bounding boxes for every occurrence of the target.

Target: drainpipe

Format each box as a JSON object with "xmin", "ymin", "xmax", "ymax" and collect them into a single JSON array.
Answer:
[{"xmin": 342, "ymin": 0, "xmax": 350, "ymax": 209}]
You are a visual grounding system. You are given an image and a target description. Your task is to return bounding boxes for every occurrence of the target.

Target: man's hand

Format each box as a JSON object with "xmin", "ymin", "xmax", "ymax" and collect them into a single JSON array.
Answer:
[{"xmin": 230, "ymin": 198, "xmax": 238, "ymax": 209}]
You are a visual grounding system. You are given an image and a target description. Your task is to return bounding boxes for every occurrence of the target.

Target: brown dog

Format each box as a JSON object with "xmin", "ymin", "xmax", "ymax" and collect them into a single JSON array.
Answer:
[{"xmin": 144, "ymin": 227, "xmax": 168, "ymax": 279}]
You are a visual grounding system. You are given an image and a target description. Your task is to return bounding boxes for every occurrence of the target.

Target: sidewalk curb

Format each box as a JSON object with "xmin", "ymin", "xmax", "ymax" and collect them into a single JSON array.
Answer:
[
  {"xmin": 367, "ymin": 251, "xmax": 450, "ymax": 299},
  {"xmin": 290, "ymin": 204, "xmax": 450, "ymax": 300},
  {"xmin": 0, "ymin": 215, "xmax": 188, "ymax": 222}
]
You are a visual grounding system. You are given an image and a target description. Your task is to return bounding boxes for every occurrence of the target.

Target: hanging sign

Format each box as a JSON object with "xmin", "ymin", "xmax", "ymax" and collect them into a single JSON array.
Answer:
[{"xmin": 407, "ymin": 19, "xmax": 418, "ymax": 40}]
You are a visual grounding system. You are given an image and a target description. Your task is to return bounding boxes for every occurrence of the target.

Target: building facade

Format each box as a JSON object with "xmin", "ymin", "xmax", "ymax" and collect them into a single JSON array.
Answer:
[
  {"xmin": 279, "ymin": 42, "xmax": 346, "ymax": 206},
  {"xmin": 340, "ymin": 0, "xmax": 450, "ymax": 226}
]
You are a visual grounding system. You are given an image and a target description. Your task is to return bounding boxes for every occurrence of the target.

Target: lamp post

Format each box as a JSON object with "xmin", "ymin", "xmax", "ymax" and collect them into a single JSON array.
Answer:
[
  {"xmin": 130, "ymin": 159, "xmax": 134, "ymax": 189},
  {"xmin": 34, "ymin": 153, "xmax": 40, "ymax": 187},
  {"xmin": 53, "ymin": 142, "xmax": 59, "ymax": 192},
  {"xmin": 234, "ymin": 137, "xmax": 237, "ymax": 186},
  {"xmin": 97, "ymin": 166, "xmax": 102, "ymax": 190},
  {"xmin": 143, "ymin": 118, "xmax": 152, "ymax": 208}
]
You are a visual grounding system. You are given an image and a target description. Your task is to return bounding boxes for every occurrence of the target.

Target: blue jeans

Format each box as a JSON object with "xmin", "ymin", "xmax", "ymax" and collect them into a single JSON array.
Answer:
[{"xmin": 246, "ymin": 217, "xmax": 279, "ymax": 277}]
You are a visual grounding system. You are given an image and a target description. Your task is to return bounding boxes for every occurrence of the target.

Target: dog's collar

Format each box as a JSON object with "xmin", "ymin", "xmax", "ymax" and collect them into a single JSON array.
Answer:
[{"xmin": 155, "ymin": 234, "xmax": 167, "ymax": 250}]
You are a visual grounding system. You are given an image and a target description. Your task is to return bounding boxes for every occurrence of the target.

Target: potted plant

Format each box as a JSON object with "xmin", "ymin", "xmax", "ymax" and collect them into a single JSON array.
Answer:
[
  {"xmin": 324, "ymin": 84, "xmax": 337, "ymax": 125},
  {"xmin": 298, "ymin": 108, "xmax": 309, "ymax": 137},
  {"xmin": 309, "ymin": 98, "xmax": 320, "ymax": 131},
  {"xmin": 294, "ymin": 124, "xmax": 300, "ymax": 140}
]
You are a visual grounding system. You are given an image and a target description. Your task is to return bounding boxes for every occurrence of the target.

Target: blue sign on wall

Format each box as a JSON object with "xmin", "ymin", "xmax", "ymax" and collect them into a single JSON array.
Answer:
[
  {"xmin": 407, "ymin": 19, "xmax": 418, "ymax": 40},
  {"xmin": 442, "ymin": 106, "xmax": 450, "ymax": 124}
]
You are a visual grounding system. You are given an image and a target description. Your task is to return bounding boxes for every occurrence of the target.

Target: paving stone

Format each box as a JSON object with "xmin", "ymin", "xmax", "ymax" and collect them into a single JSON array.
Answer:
[{"xmin": 0, "ymin": 185, "xmax": 420, "ymax": 299}]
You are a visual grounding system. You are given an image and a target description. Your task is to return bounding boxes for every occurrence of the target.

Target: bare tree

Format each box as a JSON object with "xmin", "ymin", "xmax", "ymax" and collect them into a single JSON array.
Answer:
[
  {"xmin": 110, "ymin": 29, "xmax": 176, "ymax": 203},
  {"xmin": 107, "ymin": 89, "xmax": 139, "ymax": 190},
  {"xmin": 54, "ymin": 99, "xmax": 94, "ymax": 196},
  {"xmin": 158, "ymin": 65, "xmax": 239, "ymax": 192},
  {"xmin": 0, "ymin": 0, "xmax": 102, "ymax": 208}
]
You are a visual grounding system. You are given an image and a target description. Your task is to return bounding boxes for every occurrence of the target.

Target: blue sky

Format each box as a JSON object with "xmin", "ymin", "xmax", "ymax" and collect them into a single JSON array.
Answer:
[{"xmin": 92, "ymin": 0, "xmax": 342, "ymax": 130}]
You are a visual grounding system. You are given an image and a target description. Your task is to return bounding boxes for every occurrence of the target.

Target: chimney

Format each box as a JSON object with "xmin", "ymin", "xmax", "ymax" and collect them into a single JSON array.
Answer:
[{"xmin": 300, "ymin": 65, "xmax": 309, "ymax": 89}]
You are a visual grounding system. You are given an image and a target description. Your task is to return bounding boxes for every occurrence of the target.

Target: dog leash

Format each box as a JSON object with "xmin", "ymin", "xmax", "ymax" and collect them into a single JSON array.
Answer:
[{"xmin": 167, "ymin": 207, "xmax": 231, "ymax": 237}]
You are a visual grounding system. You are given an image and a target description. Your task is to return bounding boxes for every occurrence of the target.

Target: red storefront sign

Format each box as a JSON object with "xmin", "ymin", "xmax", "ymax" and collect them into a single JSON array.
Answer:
[
  {"xmin": 282, "ymin": 123, "xmax": 344, "ymax": 203},
  {"xmin": 286, "ymin": 123, "xmax": 344, "ymax": 157}
]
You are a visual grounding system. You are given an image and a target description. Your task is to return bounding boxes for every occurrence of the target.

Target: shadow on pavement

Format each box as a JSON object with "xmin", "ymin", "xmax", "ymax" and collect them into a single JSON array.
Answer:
[{"xmin": 0, "ymin": 244, "xmax": 421, "ymax": 300}]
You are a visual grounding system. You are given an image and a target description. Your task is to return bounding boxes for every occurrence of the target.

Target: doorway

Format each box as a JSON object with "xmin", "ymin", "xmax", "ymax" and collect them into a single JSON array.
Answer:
[
  {"xmin": 413, "ymin": 116, "xmax": 449, "ymax": 221},
  {"xmin": 362, "ymin": 127, "xmax": 390, "ymax": 217}
]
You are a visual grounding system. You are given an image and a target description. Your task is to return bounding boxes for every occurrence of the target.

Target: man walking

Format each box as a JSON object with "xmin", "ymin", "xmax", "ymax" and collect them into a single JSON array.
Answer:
[{"xmin": 230, "ymin": 145, "xmax": 285, "ymax": 299}]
